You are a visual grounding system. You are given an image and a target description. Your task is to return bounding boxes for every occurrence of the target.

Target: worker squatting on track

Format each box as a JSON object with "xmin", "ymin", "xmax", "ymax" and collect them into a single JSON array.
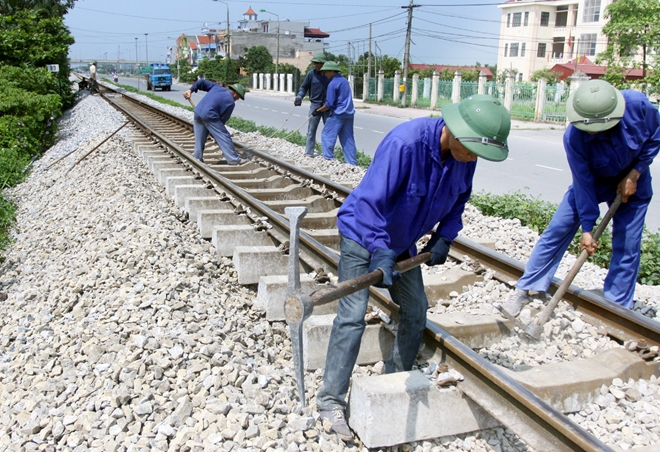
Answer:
[
  {"xmin": 294, "ymin": 53, "xmax": 330, "ymax": 158},
  {"xmin": 315, "ymin": 95, "xmax": 512, "ymax": 440},
  {"xmin": 183, "ymin": 81, "xmax": 247, "ymax": 165},
  {"xmin": 504, "ymin": 79, "xmax": 660, "ymax": 316},
  {"xmin": 314, "ymin": 61, "xmax": 357, "ymax": 166}
]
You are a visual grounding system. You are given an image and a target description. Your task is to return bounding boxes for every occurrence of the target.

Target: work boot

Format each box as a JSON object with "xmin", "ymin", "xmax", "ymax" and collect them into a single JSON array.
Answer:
[
  {"xmin": 501, "ymin": 289, "xmax": 531, "ymax": 317},
  {"xmin": 319, "ymin": 408, "xmax": 353, "ymax": 442}
]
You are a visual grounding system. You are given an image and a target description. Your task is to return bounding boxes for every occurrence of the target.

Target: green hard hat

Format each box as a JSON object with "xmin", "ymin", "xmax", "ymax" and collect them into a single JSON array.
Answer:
[
  {"xmin": 311, "ymin": 53, "xmax": 327, "ymax": 64},
  {"xmin": 442, "ymin": 94, "xmax": 511, "ymax": 162},
  {"xmin": 229, "ymin": 83, "xmax": 246, "ymax": 100},
  {"xmin": 566, "ymin": 79, "xmax": 625, "ymax": 132},
  {"xmin": 320, "ymin": 61, "xmax": 340, "ymax": 72}
]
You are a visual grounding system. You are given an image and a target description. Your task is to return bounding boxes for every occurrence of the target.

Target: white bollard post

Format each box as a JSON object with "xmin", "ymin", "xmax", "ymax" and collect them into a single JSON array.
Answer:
[{"xmin": 452, "ymin": 70, "xmax": 462, "ymax": 104}]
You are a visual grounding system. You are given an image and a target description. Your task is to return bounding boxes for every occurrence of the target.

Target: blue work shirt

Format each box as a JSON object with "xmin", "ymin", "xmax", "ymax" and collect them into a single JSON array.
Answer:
[
  {"xmin": 337, "ymin": 118, "xmax": 476, "ymax": 257},
  {"xmin": 189, "ymin": 80, "xmax": 235, "ymax": 124},
  {"xmin": 565, "ymin": 90, "xmax": 660, "ymax": 232},
  {"xmin": 325, "ymin": 75, "xmax": 355, "ymax": 118},
  {"xmin": 297, "ymin": 69, "xmax": 328, "ymax": 105}
]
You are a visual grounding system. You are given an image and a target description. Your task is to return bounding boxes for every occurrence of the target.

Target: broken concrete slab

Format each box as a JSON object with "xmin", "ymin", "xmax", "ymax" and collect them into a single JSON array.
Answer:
[
  {"xmin": 255, "ymin": 274, "xmax": 338, "ymax": 321},
  {"xmin": 502, "ymin": 348, "xmax": 660, "ymax": 413},
  {"xmin": 232, "ymin": 246, "xmax": 292, "ymax": 285},
  {"xmin": 348, "ymin": 370, "xmax": 498, "ymax": 448},
  {"xmin": 212, "ymin": 225, "xmax": 272, "ymax": 258},
  {"xmin": 197, "ymin": 210, "xmax": 251, "ymax": 239},
  {"xmin": 302, "ymin": 314, "xmax": 393, "ymax": 370},
  {"xmin": 427, "ymin": 313, "xmax": 513, "ymax": 349},
  {"xmin": 423, "ymin": 267, "xmax": 483, "ymax": 307}
]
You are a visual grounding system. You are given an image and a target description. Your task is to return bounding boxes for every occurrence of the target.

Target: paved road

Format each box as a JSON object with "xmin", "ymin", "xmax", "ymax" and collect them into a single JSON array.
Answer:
[{"xmin": 109, "ymin": 76, "xmax": 660, "ymax": 232}]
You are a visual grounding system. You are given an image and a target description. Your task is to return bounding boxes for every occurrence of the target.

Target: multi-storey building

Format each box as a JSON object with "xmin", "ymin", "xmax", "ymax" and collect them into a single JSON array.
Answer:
[{"xmin": 497, "ymin": 0, "xmax": 614, "ymax": 81}]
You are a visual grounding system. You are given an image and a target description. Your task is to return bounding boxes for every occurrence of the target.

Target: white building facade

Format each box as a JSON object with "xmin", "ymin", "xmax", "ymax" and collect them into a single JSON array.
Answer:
[{"xmin": 497, "ymin": 0, "xmax": 614, "ymax": 81}]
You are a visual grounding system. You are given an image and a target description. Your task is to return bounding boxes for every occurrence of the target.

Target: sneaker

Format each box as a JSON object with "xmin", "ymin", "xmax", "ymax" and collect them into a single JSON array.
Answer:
[
  {"xmin": 501, "ymin": 289, "xmax": 531, "ymax": 317},
  {"xmin": 227, "ymin": 158, "xmax": 248, "ymax": 166},
  {"xmin": 319, "ymin": 408, "xmax": 353, "ymax": 441}
]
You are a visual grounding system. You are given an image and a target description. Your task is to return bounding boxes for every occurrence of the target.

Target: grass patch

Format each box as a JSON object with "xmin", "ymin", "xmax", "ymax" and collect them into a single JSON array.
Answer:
[{"xmin": 469, "ymin": 190, "xmax": 660, "ymax": 286}]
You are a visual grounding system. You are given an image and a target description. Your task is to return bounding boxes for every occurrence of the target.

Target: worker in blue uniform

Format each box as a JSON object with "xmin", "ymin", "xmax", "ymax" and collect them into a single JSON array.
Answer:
[
  {"xmin": 294, "ymin": 53, "xmax": 330, "ymax": 158},
  {"xmin": 183, "ymin": 81, "xmax": 246, "ymax": 165},
  {"xmin": 314, "ymin": 61, "xmax": 357, "ymax": 165},
  {"xmin": 503, "ymin": 79, "xmax": 660, "ymax": 316},
  {"xmin": 316, "ymin": 95, "xmax": 512, "ymax": 441}
]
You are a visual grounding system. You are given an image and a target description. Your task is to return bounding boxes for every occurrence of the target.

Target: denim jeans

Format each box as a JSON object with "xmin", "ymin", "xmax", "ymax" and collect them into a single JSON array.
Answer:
[
  {"xmin": 193, "ymin": 113, "xmax": 240, "ymax": 163},
  {"xmin": 517, "ymin": 188, "xmax": 648, "ymax": 308},
  {"xmin": 316, "ymin": 233, "xmax": 428, "ymax": 411},
  {"xmin": 305, "ymin": 103, "xmax": 328, "ymax": 156},
  {"xmin": 321, "ymin": 114, "xmax": 357, "ymax": 165}
]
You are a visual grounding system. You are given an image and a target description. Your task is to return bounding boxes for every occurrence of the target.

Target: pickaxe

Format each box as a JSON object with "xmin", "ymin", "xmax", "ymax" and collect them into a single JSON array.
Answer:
[
  {"xmin": 283, "ymin": 206, "xmax": 431, "ymax": 407},
  {"xmin": 520, "ymin": 193, "xmax": 622, "ymax": 340}
]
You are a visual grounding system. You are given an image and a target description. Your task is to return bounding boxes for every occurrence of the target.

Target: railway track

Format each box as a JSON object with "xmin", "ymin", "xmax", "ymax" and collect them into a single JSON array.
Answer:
[{"xmin": 92, "ymin": 79, "xmax": 660, "ymax": 451}]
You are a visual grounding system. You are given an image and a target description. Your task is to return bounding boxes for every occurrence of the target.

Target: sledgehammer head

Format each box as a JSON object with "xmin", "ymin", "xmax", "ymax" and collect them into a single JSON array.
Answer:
[{"xmin": 284, "ymin": 293, "xmax": 314, "ymax": 324}]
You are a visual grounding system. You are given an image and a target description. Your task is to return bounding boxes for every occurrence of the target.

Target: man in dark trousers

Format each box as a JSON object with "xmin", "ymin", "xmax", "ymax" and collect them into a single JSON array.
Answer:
[
  {"xmin": 183, "ymin": 81, "xmax": 246, "ymax": 164},
  {"xmin": 316, "ymin": 95, "xmax": 512, "ymax": 441},
  {"xmin": 295, "ymin": 53, "xmax": 330, "ymax": 158},
  {"xmin": 503, "ymin": 79, "xmax": 660, "ymax": 316}
]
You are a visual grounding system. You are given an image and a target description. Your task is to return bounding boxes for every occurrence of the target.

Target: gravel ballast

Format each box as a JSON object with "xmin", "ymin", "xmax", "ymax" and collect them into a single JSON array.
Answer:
[{"xmin": 1, "ymin": 89, "xmax": 659, "ymax": 451}]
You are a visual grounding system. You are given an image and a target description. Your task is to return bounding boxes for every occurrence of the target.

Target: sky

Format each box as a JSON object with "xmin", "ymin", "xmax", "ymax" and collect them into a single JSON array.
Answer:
[{"xmin": 64, "ymin": 0, "xmax": 504, "ymax": 67}]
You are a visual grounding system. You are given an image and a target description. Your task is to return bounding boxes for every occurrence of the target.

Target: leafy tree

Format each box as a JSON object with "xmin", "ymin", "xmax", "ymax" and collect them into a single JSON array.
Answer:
[
  {"xmin": 530, "ymin": 68, "xmax": 563, "ymax": 84},
  {"xmin": 0, "ymin": 0, "xmax": 76, "ymax": 16},
  {"xmin": 597, "ymin": 0, "xmax": 660, "ymax": 88},
  {"xmin": 240, "ymin": 45, "xmax": 274, "ymax": 76},
  {"xmin": 380, "ymin": 55, "xmax": 401, "ymax": 78}
]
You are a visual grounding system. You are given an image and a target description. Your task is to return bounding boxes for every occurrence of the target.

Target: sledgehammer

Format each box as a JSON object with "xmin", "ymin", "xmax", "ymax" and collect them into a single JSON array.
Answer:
[
  {"xmin": 522, "ymin": 193, "xmax": 622, "ymax": 340},
  {"xmin": 283, "ymin": 206, "xmax": 431, "ymax": 407}
]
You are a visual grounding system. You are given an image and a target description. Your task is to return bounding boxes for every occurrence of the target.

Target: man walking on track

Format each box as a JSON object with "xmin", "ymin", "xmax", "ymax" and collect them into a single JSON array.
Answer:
[
  {"xmin": 503, "ymin": 79, "xmax": 660, "ymax": 316},
  {"xmin": 316, "ymin": 95, "xmax": 512, "ymax": 441},
  {"xmin": 295, "ymin": 53, "xmax": 330, "ymax": 158},
  {"xmin": 314, "ymin": 61, "xmax": 357, "ymax": 165},
  {"xmin": 183, "ymin": 81, "xmax": 246, "ymax": 165}
]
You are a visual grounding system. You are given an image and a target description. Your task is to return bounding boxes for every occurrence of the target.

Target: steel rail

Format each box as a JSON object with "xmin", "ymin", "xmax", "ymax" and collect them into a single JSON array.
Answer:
[{"xmin": 97, "ymin": 86, "xmax": 645, "ymax": 451}]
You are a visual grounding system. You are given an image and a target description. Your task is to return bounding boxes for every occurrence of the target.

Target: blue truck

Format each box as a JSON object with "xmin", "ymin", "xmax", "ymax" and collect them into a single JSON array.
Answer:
[{"xmin": 143, "ymin": 63, "xmax": 172, "ymax": 91}]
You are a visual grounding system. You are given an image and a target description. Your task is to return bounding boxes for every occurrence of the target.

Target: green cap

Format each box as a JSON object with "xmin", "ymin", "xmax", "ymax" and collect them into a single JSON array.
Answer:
[
  {"xmin": 566, "ymin": 79, "xmax": 625, "ymax": 132},
  {"xmin": 311, "ymin": 53, "xmax": 327, "ymax": 64},
  {"xmin": 442, "ymin": 94, "xmax": 511, "ymax": 162},
  {"xmin": 320, "ymin": 61, "xmax": 340, "ymax": 72},
  {"xmin": 229, "ymin": 83, "xmax": 246, "ymax": 100}
]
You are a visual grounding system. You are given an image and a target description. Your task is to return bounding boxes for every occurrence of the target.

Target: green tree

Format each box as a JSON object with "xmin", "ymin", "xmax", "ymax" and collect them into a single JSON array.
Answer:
[
  {"xmin": 0, "ymin": 0, "xmax": 76, "ymax": 16},
  {"xmin": 240, "ymin": 45, "xmax": 274, "ymax": 76},
  {"xmin": 597, "ymin": 0, "xmax": 660, "ymax": 88},
  {"xmin": 381, "ymin": 55, "xmax": 401, "ymax": 78},
  {"xmin": 531, "ymin": 68, "xmax": 563, "ymax": 85}
]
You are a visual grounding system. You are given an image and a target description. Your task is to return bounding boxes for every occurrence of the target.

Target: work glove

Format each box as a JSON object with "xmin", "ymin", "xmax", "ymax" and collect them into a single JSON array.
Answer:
[
  {"xmin": 312, "ymin": 109, "xmax": 324, "ymax": 117},
  {"xmin": 421, "ymin": 234, "xmax": 451, "ymax": 266},
  {"xmin": 368, "ymin": 249, "xmax": 402, "ymax": 289},
  {"xmin": 294, "ymin": 97, "xmax": 302, "ymax": 106}
]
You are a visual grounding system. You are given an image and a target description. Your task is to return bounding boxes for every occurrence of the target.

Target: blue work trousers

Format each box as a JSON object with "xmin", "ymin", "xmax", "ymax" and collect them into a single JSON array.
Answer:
[
  {"xmin": 305, "ymin": 103, "xmax": 328, "ymax": 156},
  {"xmin": 517, "ymin": 188, "xmax": 649, "ymax": 309},
  {"xmin": 321, "ymin": 114, "xmax": 357, "ymax": 165},
  {"xmin": 316, "ymin": 233, "xmax": 428, "ymax": 411},
  {"xmin": 193, "ymin": 113, "xmax": 240, "ymax": 164}
]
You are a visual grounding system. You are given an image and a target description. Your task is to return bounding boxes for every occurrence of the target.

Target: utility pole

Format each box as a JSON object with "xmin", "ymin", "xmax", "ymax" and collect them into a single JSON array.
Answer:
[
  {"xmin": 135, "ymin": 37, "xmax": 139, "ymax": 92},
  {"xmin": 226, "ymin": 6, "xmax": 231, "ymax": 82},
  {"xmin": 401, "ymin": 0, "xmax": 420, "ymax": 108},
  {"xmin": 368, "ymin": 23, "xmax": 372, "ymax": 78}
]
